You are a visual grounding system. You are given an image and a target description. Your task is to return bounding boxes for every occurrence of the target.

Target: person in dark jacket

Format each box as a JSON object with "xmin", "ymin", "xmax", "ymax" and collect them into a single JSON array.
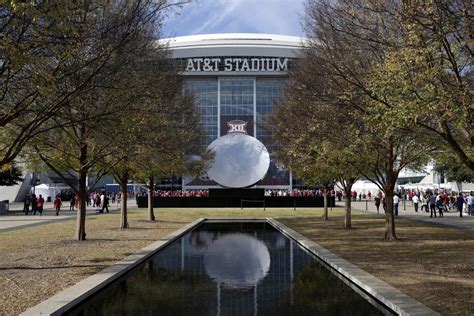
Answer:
[
  {"xmin": 101, "ymin": 194, "xmax": 109, "ymax": 213},
  {"xmin": 31, "ymin": 194, "xmax": 37, "ymax": 215},
  {"xmin": 23, "ymin": 195, "xmax": 30, "ymax": 215},
  {"xmin": 436, "ymin": 194, "xmax": 444, "ymax": 217},
  {"xmin": 429, "ymin": 194, "xmax": 437, "ymax": 218},
  {"xmin": 457, "ymin": 193, "xmax": 465, "ymax": 218}
]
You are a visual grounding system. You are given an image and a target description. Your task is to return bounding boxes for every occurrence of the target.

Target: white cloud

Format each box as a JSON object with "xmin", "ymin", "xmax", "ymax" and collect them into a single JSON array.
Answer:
[{"xmin": 163, "ymin": 0, "xmax": 305, "ymax": 37}]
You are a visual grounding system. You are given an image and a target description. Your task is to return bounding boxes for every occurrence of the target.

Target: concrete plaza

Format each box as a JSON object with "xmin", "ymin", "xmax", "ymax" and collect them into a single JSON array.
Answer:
[{"xmin": 0, "ymin": 201, "xmax": 123, "ymax": 232}]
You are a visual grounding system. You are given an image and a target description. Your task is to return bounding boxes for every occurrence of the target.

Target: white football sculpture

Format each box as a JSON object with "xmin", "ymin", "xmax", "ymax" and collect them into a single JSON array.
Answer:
[{"xmin": 207, "ymin": 132, "xmax": 270, "ymax": 188}]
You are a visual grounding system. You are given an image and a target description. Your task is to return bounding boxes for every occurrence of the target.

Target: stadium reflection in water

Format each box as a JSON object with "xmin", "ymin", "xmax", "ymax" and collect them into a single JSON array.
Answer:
[{"xmin": 68, "ymin": 222, "xmax": 389, "ymax": 315}]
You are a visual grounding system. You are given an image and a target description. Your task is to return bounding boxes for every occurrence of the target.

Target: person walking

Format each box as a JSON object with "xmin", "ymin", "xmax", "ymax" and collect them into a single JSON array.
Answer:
[
  {"xmin": 429, "ymin": 193, "xmax": 437, "ymax": 218},
  {"xmin": 31, "ymin": 194, "xmax": 37, "ymax": 215},
  {"xmin": 95, "ymin": 193, "xmax": 101, "ymax": 209},
  {"xmin": 393, "ymin": 193, "xmax": 400, "ymax": 216},
  {"xmin": 443, "ymin": 193, "xmax": 450, "ymax": 213},
  {"xmin": 420, "ymin": 194, "xmax": 427, "ymax": 212},
  {"xmin": 412, "ymin": 194, "xmax": 419, "ymax": 212},
  {"xmin": 54, "ymin": 196, "xmax": 62, "ymax": 216},
  {"xmin": 436, "ymin": 193, "xmax": 444, "ymax": 217},
  {"xmin": 374, "ymin": 195, "xmax": 381, "ymax": 214},
  {"xmin": 101, "ymin": 194, "xmax": 109, "ymax": 213},
  {"xmin": 448, "ymin": 194, "xmax": 455, "ymax": 212},
  {"xmin": 37, "ymin": 194, "xmax": 45, "ymax": 216},
  {"xmin": 23, "ymin": 195, "xmax": 30, "ymax": 215},
  {"xmin": 70, "ymin": 195, "xmax": 75, "ymax": 211},
  {"xmin": 457, "ymin": 193, "xmax": 465, "ymax": 218},
  {"xmin": 467, "ymin": 192, "xmax": 474, "ymax": 216}
]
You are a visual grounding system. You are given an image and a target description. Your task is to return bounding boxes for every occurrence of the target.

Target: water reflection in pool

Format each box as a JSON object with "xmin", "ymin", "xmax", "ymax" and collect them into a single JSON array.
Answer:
[
  {"xmin": 203, "ymin": 233, "xmax": 271, "ymax": 289},
  {"xmin": 67, "ymin": 222, "xmax": 388, "ymax": 315}
]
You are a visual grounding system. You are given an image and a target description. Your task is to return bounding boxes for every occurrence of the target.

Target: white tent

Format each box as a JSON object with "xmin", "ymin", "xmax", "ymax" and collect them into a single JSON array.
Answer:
[
  {"xmin": 336, "ymin": 180, "xmax": 380, "ymax": 196},
  {"xmin": 31, "ymin": 184, "xmax": 51, "ymax": 199}
]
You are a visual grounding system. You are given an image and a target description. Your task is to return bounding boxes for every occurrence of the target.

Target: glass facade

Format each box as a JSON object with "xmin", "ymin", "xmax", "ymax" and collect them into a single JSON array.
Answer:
[
  {"xmin": 220, "ymin": 78, "xmax": 255, "ymax": 136},
  {"xmin": 183, "ymin": 76, "xmax": 289, "ymax": 188},
  {"xmin": 256, "ymin": 78, "xmax": 286, "ymax": 152},
  {"xmin": 185, "ymin": 79, "xmax": 218, "ymax": 145}
]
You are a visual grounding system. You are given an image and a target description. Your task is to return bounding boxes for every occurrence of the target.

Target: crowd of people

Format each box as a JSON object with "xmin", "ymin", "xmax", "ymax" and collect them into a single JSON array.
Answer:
[
  {"xmin": 22, "ymin": 187, "xmax": 474, "ymax": 219},
  {"xmin": 264, "ymin": 189, "xmax": 332, "ymax": 197},
  {"xmin": 369, "ymin": 190, "xmax": 473, "ymax": 218},
  {"xmin": 320, "ymin": 189, "xmax": 474, "ymax": 218},
  {"xmin": 23, "ymin": 191, "xmax": 117, "ymax": 215},
  {"xmin": 135, "ymin": 189, "xmax": 335, "ymax": 198},
  {"xmin": 136, "ymin": 190, "xmax": 210, "ymax": 198},
  {"xmin": 22, "ymin": 194, "xmax": 45, "ymax": 216}
]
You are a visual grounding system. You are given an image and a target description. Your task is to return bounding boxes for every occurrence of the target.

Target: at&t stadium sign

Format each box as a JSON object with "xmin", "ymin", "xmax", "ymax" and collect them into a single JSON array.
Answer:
[{"xmin": 185, "ymin": 57, "xmax": 289, "ymax": 72}]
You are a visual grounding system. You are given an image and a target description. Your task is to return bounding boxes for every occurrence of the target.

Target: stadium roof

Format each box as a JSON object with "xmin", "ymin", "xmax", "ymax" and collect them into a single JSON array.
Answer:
[{"xmin": 160, "ymin": 33, "xmax": 304, "ymax": 59}]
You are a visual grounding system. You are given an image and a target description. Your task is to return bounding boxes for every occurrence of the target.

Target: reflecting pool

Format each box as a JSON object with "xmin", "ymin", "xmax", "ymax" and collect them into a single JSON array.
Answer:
[{"xmin": 67, "ymin": 222, "xmax": 391, "ymax": 315}]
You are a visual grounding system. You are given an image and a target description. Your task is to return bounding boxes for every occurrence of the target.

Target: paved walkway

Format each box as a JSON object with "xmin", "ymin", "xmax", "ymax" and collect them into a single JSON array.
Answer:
[
  {"xmin": 0, "ymin": 201, "xmax": 124, "ymax": 232},
  {"xmin": 345, "ymin": 200, "xmax": 474, "ymax": 232},
  {"xmin": 2, "ymin": 200, "xmax": 472, "ymax": 233}
]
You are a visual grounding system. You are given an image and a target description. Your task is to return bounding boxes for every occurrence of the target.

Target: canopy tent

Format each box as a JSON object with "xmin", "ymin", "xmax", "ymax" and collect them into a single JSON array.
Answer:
[
  {"xmin": 31, "ymin": 184, "xmax": 51, "ymax": 199},
  {"xmin": 30, "ymin": 184, "xmax": 66, "ymax": 200},
  {"xmin": 335, "ymin": 180, "xmax": 381, "ymax": 196}
]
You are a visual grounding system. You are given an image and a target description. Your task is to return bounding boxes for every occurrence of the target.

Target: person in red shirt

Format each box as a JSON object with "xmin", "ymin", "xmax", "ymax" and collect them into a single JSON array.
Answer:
[
  {"xmin": 37, "ymin": 194, "xmax": 45, "ymax": 216},
  {"xmin": 443, "ymin": 194, "xmax": 450, "ymax": 212},
  {"xmin": 54, "ymin": 196, "xmax": 62, "ymax": 216}
]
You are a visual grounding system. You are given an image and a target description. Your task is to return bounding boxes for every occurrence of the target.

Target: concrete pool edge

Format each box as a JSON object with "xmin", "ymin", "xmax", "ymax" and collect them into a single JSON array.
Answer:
[
  {"xmin": 267, "ymin": 218, "xmax": 440, "ymax": 316},
  {"xmin": 20, "ymin": 218, "xmax": 206, "ymax": 316},
  {"xmin": 22, "ymin": 217, "xmax": 439, "ymax": 315}
]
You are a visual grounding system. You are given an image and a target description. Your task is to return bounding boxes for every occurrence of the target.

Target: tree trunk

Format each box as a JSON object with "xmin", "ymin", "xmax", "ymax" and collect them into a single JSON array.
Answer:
[
  {"xmin": 76, "ymin": 140, "xmax": 88, "ymax": 241},
  {"xmin": 384, "ymin": 140, "xmax": 397, "ymax": 241},
  {"xmin": 384, "ymin": 190, "xmax": 397, "ymax": 240},
  {"xmin": 322, "ymin": 188, "xmax": 329, "ymax": 220},
  {"xmin": 119, "ymin": 172, "xmax": 129, "ymax": 229},
  {"xmin": 147, "ymin": 176, "xmax": 155, "ymax": 221},
  {"xmin": 343, "ymin": 187, "xmax": 352, "ymax": 229}
]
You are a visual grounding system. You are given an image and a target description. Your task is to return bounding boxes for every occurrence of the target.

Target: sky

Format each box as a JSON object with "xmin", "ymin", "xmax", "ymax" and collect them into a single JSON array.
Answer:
[{"xmin": 162, "ymin": 0, "xmax": 305, "ymax": 38}]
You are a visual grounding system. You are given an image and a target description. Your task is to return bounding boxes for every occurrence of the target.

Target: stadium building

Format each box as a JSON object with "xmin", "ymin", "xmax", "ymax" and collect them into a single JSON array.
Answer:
[{"xmin": 163, "ymin": 33, "xmax": 303, "ymax": 190}]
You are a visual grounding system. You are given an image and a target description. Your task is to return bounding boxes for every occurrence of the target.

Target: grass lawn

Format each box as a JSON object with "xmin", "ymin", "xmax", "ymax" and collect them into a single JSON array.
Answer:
[{"xmin": 0, "ymin": 207, "xmax": 472, "ymax": 315}]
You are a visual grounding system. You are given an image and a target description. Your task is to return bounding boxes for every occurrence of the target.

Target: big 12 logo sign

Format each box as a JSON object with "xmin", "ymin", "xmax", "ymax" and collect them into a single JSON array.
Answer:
[{"xmin": 227, "ymin": 120, "xmax": 247, "ymax": 134}]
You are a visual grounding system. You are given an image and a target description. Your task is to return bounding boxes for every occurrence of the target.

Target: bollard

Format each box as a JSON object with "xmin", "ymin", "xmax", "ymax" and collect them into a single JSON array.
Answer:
[
  {"xmin": 403, "ymin": 198, "xmax": 406, "ymax": 210},
  {"xmin": 365, "ymin": 199, "xmax": 368, "ymax": 210}
]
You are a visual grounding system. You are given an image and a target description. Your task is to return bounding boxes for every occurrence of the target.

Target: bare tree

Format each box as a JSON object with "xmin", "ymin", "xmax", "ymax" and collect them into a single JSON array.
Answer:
[
  {"xmin": 0, "ymin": 1, "xmax": 191, "ymax": 167},
  {"xmin": 282, "ymin": 0, "xmax": 435, "ymax": 239},
  {"xmin": 28, "ymin": 0, "xmax": 183, "ymax": 240}
]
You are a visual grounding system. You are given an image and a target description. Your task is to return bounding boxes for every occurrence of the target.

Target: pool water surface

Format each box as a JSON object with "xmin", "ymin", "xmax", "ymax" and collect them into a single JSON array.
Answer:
[{"xmin": 67, "ymin": 222, "xmax": 391, "ymax": 315}]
